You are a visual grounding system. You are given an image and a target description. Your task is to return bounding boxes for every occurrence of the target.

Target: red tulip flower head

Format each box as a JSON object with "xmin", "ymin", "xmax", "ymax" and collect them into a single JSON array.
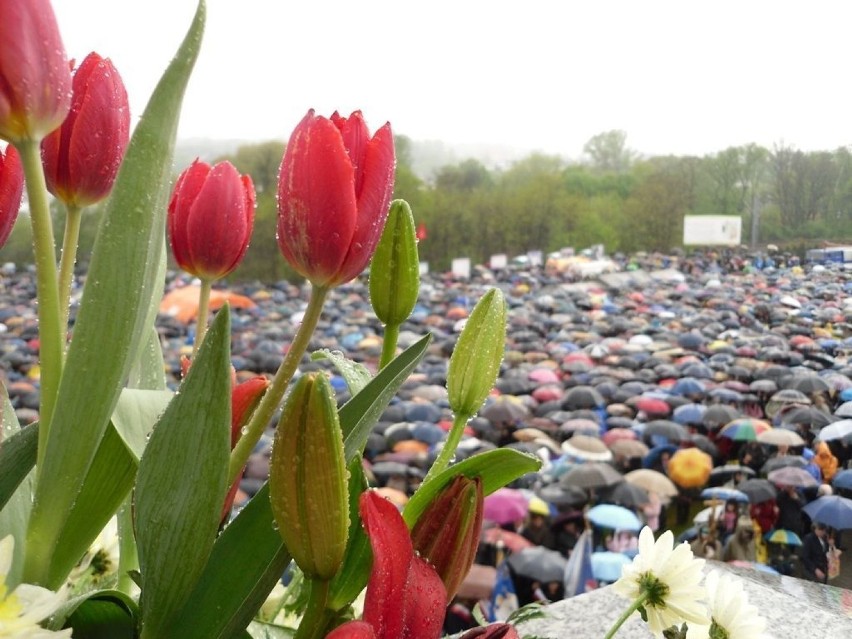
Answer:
[
  {"xmin": 41, "ymin": 52, "xmax": 130, "ymax": 208},
  {"xmin": 326, "ymin": 490, "xmax": 446, "ymax": 639},
  {"xmin": 277, "ymin": 110, "xmax": 395, "ymax": 288},
  {"xmin": 0, "ymin": 0, "xmax": 72, "ymax": 143},
  {"xmin": 168, "ymin": 159, "xmax": 256, "ymax": 280},
  {"xmin": 0, "ymin": 145, "xmax": 24, "ymax": 247}
]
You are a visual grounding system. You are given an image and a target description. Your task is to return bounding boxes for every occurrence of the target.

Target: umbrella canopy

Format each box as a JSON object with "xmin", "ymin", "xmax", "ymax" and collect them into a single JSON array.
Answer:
[
  {"xmin": 816, "ymin": 419, "xmax": 852, "ymax": 443},
  {"xmin": 600, "ymin": 482, "xmax": 650, "ymax": 508},
  {"xmin": 718, "ymin": 418, "xmax": 772, "ymax": 441},
  {"xmin": 507, "ymin": 546, "xmax": 568, "ymax": 583},
  {"xmin": 764, "ymin": 529, "xmax": 803, "ymax": 546},
  {"xmin": 481, "ymin": 527, "xmax": 535, "ymax": 553},
  {"xmin": 634, "ymin": 397, "xmax": 671, "ymax": 416},
  {"xmin": 609, "ymin": 439, "xmax": 650, "ymax": 460},
  {"xmin": 456, "ymin": 564, "xmax": 496, "ymax": 600},
  {"xmin": 560, "ymin": 462, "xmax": 623, "ymax": 489},
  {"xmin": 587, "ymin": 504, "xmax": 643, "ymax": 531},
  {"xmin": 672, "ymin": 402, "xmax": 707, "ymax": 425},
  {"xmin": 767, "ymin": 466, "xmax": 818, "ymax": 488},
  {"xmin": 761, "ymin": 456, "xmax": 808, "ymax": 474},
  {"xmin": 623, "ymin": 469, "xmax": 678, "ymax": 497},
  {"xmin": 484, "ymin": 488, "xmax": 529, "ymax": 525},
  {"xmin": 643, "ymin": 420, "xmax": 689, "ymax": 443},
  {"xmin": 481, "ymin": 396, "xmax": 530, "ymax": 424},
  {"xmin": 694, "ymin": 503, "xmax": 725, "ymax": 524},
  {"xmin": 602, "ymin": 428, "xmax": 638, "ymax": 446},
  {"xmin": 591, "ymin": 551, "xmax": 632, "ymax": 583},
  {"xmin": 667, "ymin": 448, "xmax": 713, "ymax": 488},
  {"xmin": 737, "ymin": 478, "xmax": 778, "ymax": 503},
  {"xmin": 757, "ymin": 429, "xmax": 805, "ymax": 447},
  {"xmin": 562, "ymin": 435, "xmax": 613, "ymax": 462},
  {"xmin": 784, "ymin": 375, "xmax": 831, "ymax": 395},
  {"xmin": 780, "ymin": 406, "xmax": 835, "ymax": 429},
  {"xmin": 833, "ymin": 469, "xmax": 852, "ymax": 491},
  {"xmin": 802, "ymin": 495, "xmax": 852, "ymax": 530},
  {"xmin": 702, "ymin": 404, "xmax": 741, "ymax": 429},
  {"xmin": 537, "ymin": 483, "xmax": 588, "ymax": 507},
  {"xmin": 563, "ymin": 385, "xmax": 605, "ymax": 409},
  {"xmin": 700, "ymin": 487, "xmax": 749, "ymax": 502}
]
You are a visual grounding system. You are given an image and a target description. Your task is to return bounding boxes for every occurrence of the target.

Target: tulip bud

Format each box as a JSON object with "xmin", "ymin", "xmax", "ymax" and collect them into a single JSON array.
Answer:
[
  {"xmin": 0, "ymin": 0, "xmax": 72, "ymax": 143},
  {"xmin": 41, "ymin": 52, "xmax": 130, "ymax": 208},
  {"xmin": 269, "ymin": 373, "xmax": 349, "ymax": 579},
  {"xmin": 411, "ymin": 475, "xmax": 483, "ymax": 602},
  {"xmin": 168, "ymin": 159, "xmax": 256, "ymax": 281},
  {"xmin": 277, "ymin": 110, "xmax": 395, "ymax": 288},
  {"xmin": 447, "ymin": 289, "xmax": 507, "ymax": 418},
  {"xmin": 0, "ymin": 145, "xmax": 24, "ymax": 248},
  {"xmin": 369, "ymin": 199, "xmax": 420, "ymax": 326}
]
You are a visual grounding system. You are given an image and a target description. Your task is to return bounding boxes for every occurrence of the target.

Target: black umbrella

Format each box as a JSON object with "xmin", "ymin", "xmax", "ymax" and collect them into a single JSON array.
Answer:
[
  {"xmin": 702, "ymin": 405, "xmax": 740, "ymax": 429},
  {"xmin": 780, "ymin": 406, "xmax": 836, "ymax": 429},
  {"xmin": 600, "ymin": 481, "xmax": 650, "ymax": 508},
  {"xmin": 643, "ymin": 420, "xmax": 689, "ymax": 442},
  {"xmin": 784, "ymin": 375, "xmax": 831, "ymax": 395},
  {"xmin": 737, "ymin": 478, "xmax": 778, "ymax": 503},
  {"xmin": 537, "ymin": 483, "xmax": 588, "ymax": 507},
  {"xmin": 508, "ymin": 546, "xmax": 568, "ymax": 583},
  {"xmin": 481, "ymin": 397, "xmax": 530, "ymax": 423},
  {"xmin": 761, "ymin": 456, "xmax": 808, "ymax": 474},
  {"xmin": 560, "ymin": 463, "xmax": 623, "ymax": 489},
  {"xmin": 563, "ymin": 385, "xmax": 605, "ymax": 409}
]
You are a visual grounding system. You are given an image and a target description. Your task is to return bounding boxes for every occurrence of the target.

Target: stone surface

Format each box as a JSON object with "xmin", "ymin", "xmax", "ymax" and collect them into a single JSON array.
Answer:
[{"xmin": 511, "ymin": 561, "xmax": 852, "ymax": 638}]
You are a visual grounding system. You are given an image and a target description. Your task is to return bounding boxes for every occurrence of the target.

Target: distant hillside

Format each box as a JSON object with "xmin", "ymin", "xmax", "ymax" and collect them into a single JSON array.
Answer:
[{"xmin": 175, "ymin": 137, "xmax": 552, "ymax": 182}]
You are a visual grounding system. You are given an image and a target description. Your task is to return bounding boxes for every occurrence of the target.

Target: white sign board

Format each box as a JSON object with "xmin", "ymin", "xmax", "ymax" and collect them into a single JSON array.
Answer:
[
  {"xmin": 490, "ymin": 254, "xmax": 508, "ymax": 269},
  {"xmin": 683, "ymin": 215, "xmax": 741, "ymax": 246},
  {"xmin": 527, "ymin": 251, "xmax": 544, "ymax": 267},
  {"xmin": 451, "ymin": 258, "xmax": 471, "ymax": 278}
]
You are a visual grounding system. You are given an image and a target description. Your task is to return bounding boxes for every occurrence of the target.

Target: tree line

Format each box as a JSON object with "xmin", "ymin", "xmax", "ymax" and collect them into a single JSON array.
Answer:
[{"xmin": 4, "ymin": 131, "xmax": 852, "ymax": 281}]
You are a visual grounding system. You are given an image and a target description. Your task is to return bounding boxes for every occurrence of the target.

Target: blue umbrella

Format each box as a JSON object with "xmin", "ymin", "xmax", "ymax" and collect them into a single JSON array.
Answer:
[
  {"xmin": 673, "ymin": 402, "xmax": 707, "ymax": 425},
  {"xmin": 591, "ymin": 551, "xmax": 632, "ymax": 582},
  {"xmin": 642, "ymin": 444, "xmax": 678, "ymax": 469},
  {"xmin": 833, "ymin": 469, "xmax": 852, "ymax": 491},
  {"xmin": 700, "ymin": 487, "xmax": 749, "ymax": 503},
  {"xmin": 671, "ymin": 378, "xmax": 706, "ymax": 397},
  {"xmin": 587, "ymin": 504, "xmax": 642, "ymax": 531},
  {"xmin": 803, "ymin": 495, "xmax": 852, "ymax": 530}
]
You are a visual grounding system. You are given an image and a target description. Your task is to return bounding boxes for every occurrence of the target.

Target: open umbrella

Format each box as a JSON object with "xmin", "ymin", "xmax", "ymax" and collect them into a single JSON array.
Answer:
[
  {"xmin": 623, "ymin": 469, "xmax": 678, "ymax": 498},
  {"xmin": 507, "ymin": 546, "xmax": 568, "ymax": 583},
  {"xmin": 484, "ymin": 488, "xmax": 529, "ymax": 525},
  {"xmin": 833, "ymin": 469, "xmax": 852, "ymax": 491},
  {"xmin": 702, "ymin": 404, "xmax": 740, "ymax": 429},
  {"xmin": 666, "ymin": 448, "xmax": 713, "ymax": 488},
  {"xmin": 764, "ymin": 529, "xmax": 803, "ymax": 546},
  {"xmin": 761, "ymin": 455, "xmax": 808, "ymax": 474},
  {"xmin": 709, "ymin": 464, "xmax": 755, "ymax": 481},
  {"xmin": 609, "ymin": 439, "xmax": 650, "ymax": 460},
  {"xmin": 718, "ymin": 418, "xmax": 772, "ymax": 441},
  {"xmin": 767, "ymin": 466, "xmax": 818, "ymax": 488},
  {"xmin": 602, "ymin": 428, "xmax": 637, "ymax": 446},
  {"xmin": 780, "ymin": 406, "xmax": 835, "ymax": 429},
  {"xmin": 481, "ymin": 527, "xmax": 535, "ymax": 553},
  {"xmin": 757, "ymin": 429, "xmax": 805, "ymax": 447},
  {"xmin": 481, "ymin": 396, "xmax": 530, "ymax": 424},
  {"xmin": 587, "ymin": 504, "xmax": 643, "ymax": 531},
  {"xmin": 737, "ymin": 478, "xmax": 777, "ymax": 503},
  {"xmin": 591, "ymin": 551, "xmax": 632, "ymax": 583},
  {"xmin": 643, "ymin": 420, "xmax": 689, "ymax": 443},
  {"xmin": 802, "ymin": 495, "xmax": 852, "ymax": 530},
  {"xmin": 560, "ymin": 463, "xmax": 623, "ymax": 489},
  {"xmin": 672, "ymin": 402, "xmax": 707, "ymax": 425},
  {"xmin": 537, "ymin": 484, "xmax": 588, "ymax": 507},
  {"xmin": 700, "ymin": 487, "xmax": 749, "ymax": 502},
  {"xmin": 693, "ymin": 503, "xmax": 724, "ymax": 524},
  {"xmin": 600, "ymin": 482, "xmax": 650, "ymax": 509},
  {"xmin": 456, "ymin": 564, "xmax": 496, "ymax": 600},
  {"xmin": 634, "ymin": 397, "xmax": 671, "ymax": 416},
  {"xmin": 816, "ymin": 419, "xmax": 852, "ymax": 443},
  {"xmin": 562, "ymin": 435, "xmax": 613, "ymax": 462},
  {"xmin": 563, "ymin": 385, "xmax": 605, "ymax": 409},
  {"xmin": 785, "ymin": 375, "xmax": 831, "ymax": 395}
]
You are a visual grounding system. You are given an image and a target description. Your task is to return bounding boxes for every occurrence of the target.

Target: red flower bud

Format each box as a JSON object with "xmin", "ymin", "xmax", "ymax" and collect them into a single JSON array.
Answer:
[
  {"xmin": 0, "ymin": 145, "xmax": 24, "ymax": 248},
  {"xmin": 276, "ymin": 110, "xmax": 395, "ymax": 288},
  {"xmin": 460, "ymin": 624, "xmax": 520, "ymax": 638},
  {"xmin": 168, "ymin": 159, "xmax": 256, "ymax": 281},
  {"xmin": 411, "ymin": 475, "xmax": 484, "ymax": 602},
  {"xmin": 41, "ymin": 52, "xmax": 130, "ymax": 208},
  {"xmin": 0, "ymin": 0, "xmax": 72, "ymax": 143}
]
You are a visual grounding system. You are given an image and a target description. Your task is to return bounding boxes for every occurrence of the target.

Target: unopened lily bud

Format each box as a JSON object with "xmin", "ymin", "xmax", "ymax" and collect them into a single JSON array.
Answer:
[
  {"xmin": 269, "ymin": 373, "xmax": 349, "ymax": 579},
  {"xmin": 447, "ymin": 288, "xmax": 507, "ymax": 418},
  {"xmin": 411, "ymin": 475, "xmax": 483, "ymax": 602},
  {"xmin": 369, "ymin": 199, "xmax": 420, "ymax": 326},
  {"xmin": 460, "ymin": 623, "xmax": 520, "ymax": 638}
]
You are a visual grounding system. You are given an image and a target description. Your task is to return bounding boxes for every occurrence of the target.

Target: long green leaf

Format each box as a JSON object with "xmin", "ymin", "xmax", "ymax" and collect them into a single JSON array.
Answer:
[
  {"xmin": 111, "ymin": 389, "xmax": 174, "ymax": 462},
  {"xmin": 311, "ymin": 349, "xmax": 372, "ymax": 395},
  {"xmin": 24, "ymin": 0, "xmax": 206, "ymax": 587},
  {"xmin": 0, "ymin": 423, "xmax": 37, "ymax": 513},
  {"xmin": 403, "ymin": 448, "xmax": 541, "ymax": 527},
  {"xmin": 167, "ymin": 335, "xmax": 431, "ymax": 638},
  {"xmin": 135, "ymin": 306, "xmax": 231, "ymax": 639},
  {"xmin": 0, "ymin": 385, "xmax": 33, "ymax": 587},
  {"xmin": 46, "ymin": 589, "xmax": 138, "ymax": 638}
]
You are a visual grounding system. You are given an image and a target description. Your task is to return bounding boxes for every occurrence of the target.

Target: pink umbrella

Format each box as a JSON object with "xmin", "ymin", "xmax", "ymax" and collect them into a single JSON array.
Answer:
[
  {"xmin": 484, "ymin": 488, "xmax": 529, "ymax": 525},
  {"xmin": 529, "ymin": 368, "xmax": 560, "ymax": 384},
  {"xmin": 602, "ymin": 428, "xmax": 638, "ymax": 446}
]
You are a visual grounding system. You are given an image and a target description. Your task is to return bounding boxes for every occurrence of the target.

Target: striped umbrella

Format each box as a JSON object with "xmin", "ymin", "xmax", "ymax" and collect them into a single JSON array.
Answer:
[{"xmin": 719, "ymin": 418, "xmax": 773, "ymax": 441}]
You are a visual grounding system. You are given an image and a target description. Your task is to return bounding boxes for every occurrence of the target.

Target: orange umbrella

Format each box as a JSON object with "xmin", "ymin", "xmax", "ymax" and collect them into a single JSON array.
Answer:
[
  {"xmin": 160, "ymin": 285, "xmax": 255, "ymax": 323},
  {"xmin": 666, "ymin": 448, "xmax": 713, "ymax": 488}
]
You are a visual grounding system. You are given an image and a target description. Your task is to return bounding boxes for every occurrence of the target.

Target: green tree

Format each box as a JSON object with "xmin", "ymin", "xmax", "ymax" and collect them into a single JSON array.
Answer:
[{"xmin": 582, "ymin": 130, "xmax": 636, "ymax": 173}]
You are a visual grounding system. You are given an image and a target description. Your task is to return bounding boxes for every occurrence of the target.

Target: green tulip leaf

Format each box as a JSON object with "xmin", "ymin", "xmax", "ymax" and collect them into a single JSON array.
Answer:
[
  {"xmin": 24, "ymin": 0, "xmax": 206, "ymax": 588},
  {"xmin": 0, "ymin": 423, "xmax": 37, "ymax": 515},
  {"xmin": 128, "ymin": 323, "xmax": 168, "ymax": 392},
  {"xmin": 403, "ymin": 448, "xmax": 541, "ymax": 527},
  {"xmin": 311, "ymin": 349, "xmax": 372, "ymax": 396},
  {"xmin": 111, "ymin": 389, "xmax": 174, "ymax": 462},
  {"xmin": 135, "ymin": 305, "xmax": 231, "ymax": 638},
  {"xmin": 46, "ymin": 589, "xmax": 138, "ymax": 638}
]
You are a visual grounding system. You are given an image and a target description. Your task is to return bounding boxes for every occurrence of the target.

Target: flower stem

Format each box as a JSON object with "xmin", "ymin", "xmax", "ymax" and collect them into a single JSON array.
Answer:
[
  {"xmin": 18, "ymin": 139, "xmax": 63, "ymax": 469},
  {"xmin": 423, "ymin": 412, "xmax": 469, "ymax": 483},
  {"xmin": 604, "ymin": 593, "xmax": 649, "ymax": 639},
  {"xmin": 57, "ymin": 204, "xmax": 82, "ymax": 337},
  {"xmin": 379, "ymin": 322, "xmax": 399, "ymax": 369},
  {"xmin": 193, "ymin": 278, "xmax": 213, "ymax": 356},
  {"xmin": 116, "ymin": 498, "xmax": 139, "ymax": 597},
  {"xmin": 294, "ymin": 578, "xmax": 333, "ymax": 639},
  {"xmin": 227, "ymin": 285, "xmax": 329, "ymax": 485}
]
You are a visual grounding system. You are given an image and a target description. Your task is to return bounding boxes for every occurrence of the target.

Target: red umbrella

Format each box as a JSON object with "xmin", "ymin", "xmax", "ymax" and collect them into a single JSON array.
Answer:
[
  {"xmin": 481, "ymin": 527, "xmax": 535, "ymax": 553},
  {"xmin": 634, "ymin": 397, "xmax": 671, "ymax": 416}
]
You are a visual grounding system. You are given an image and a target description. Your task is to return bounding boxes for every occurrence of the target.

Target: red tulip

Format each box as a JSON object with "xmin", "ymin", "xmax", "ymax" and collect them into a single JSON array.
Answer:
[
  {"xmin": 276, "ymin": 110, "xmax": 395, "ymax": 288},
  {"xmin": 0, "ymin": 145, "xmax": 24, "ymax": 247},
  {"xmin": 41, "ymin": 52, "xmax": 130, "ymax": 208},
  {"xmin": 326, "ymin": 490, "xmax": 446, "ymax": 639},
  {"xmin": 168, "ymin": 159, "xmax": 256, "ymax": 280},
  {"xmin": 0, "ymin": 0, "xmax": 72, "ymax": 143}
]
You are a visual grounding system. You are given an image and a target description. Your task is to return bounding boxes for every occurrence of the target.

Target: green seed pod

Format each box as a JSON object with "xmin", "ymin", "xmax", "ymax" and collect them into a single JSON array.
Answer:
[
  {"xmin": 369, "ymin": 199, "xmax": 420, "ymax": 326},
  {"xmin": 447, "ymin": 288, "xmax": 507, "ymax": 419},
  {"xmin": 269, "ymin": 373, "xmax": 349, "ymax": 580}
]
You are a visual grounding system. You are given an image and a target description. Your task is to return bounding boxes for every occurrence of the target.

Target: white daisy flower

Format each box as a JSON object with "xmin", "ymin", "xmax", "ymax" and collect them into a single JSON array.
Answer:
[
  {"xmin": 687, "ymin": 570, "xmax": 767, "ymax": 639},
  {"xmin": 612, "ymin": 526, "xmax": 709, "ymax": 635},
  {"xmin": 0, "ymin": 536, "xmax": 72, "ymax": 638}
]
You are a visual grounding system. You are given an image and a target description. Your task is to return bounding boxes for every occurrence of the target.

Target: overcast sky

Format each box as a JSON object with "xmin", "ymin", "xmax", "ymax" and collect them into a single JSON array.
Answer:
[{"xmin": 51, "ymin": 0, "xmax": 852, "ymax": 160}]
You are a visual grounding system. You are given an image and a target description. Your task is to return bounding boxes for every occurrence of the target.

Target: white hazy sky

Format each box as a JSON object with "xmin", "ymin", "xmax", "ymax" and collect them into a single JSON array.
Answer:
[{"xmin": 52, "ymin": 0, "xmax": 852, "ymax": 160}]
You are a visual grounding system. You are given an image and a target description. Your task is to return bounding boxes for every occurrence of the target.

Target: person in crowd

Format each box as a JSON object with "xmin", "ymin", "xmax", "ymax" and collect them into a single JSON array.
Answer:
[
  {"xmin": 519, "ymin": 501, "xmax": 556, "ymax": 549},
  {"xmin": 723, "ymin": 516, "xmax": 757, "ymax": 562},
  {"xmin": 775, "ymin": 485, "xmax": 804, "ymax": 537},
  {"xmin": 749, "ymin": 497, "xmax": 779, "ymax": 535},
  {"xmin": 691, "ymin": 526, "xmax": 723, "ymax": 560},
  {"xmin": 801, "ymin": 522, "xmax": 830, "ymax": 584}
]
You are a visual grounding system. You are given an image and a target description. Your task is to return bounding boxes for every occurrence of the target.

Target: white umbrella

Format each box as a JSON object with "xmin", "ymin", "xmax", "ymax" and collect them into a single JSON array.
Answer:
[{"xmin": 817, "ymin": 419, "xmax": 852, "ymax": 442}]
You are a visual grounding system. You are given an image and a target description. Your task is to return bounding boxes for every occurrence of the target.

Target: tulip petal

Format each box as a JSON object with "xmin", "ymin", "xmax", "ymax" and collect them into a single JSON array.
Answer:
[
  {"xmin": 168, "ymin": 159, "xmax": 209, "ymax": 272},
  {"xmin": 0, "ymin": 145, "xmax": 23, "ymax": 247},
  {"xmin": 326, "ymin": 620, "xmax": 377, "ymax": 639},
  {"xmin": 332, "ymin": 110, "xmax": 370, "ymax": 195}
]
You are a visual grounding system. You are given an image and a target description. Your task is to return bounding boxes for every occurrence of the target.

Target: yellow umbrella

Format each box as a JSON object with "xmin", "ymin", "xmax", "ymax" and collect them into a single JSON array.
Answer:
[{"xmin": 667, "ymin": 448, "xmax": 713, "ymax": 488}]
